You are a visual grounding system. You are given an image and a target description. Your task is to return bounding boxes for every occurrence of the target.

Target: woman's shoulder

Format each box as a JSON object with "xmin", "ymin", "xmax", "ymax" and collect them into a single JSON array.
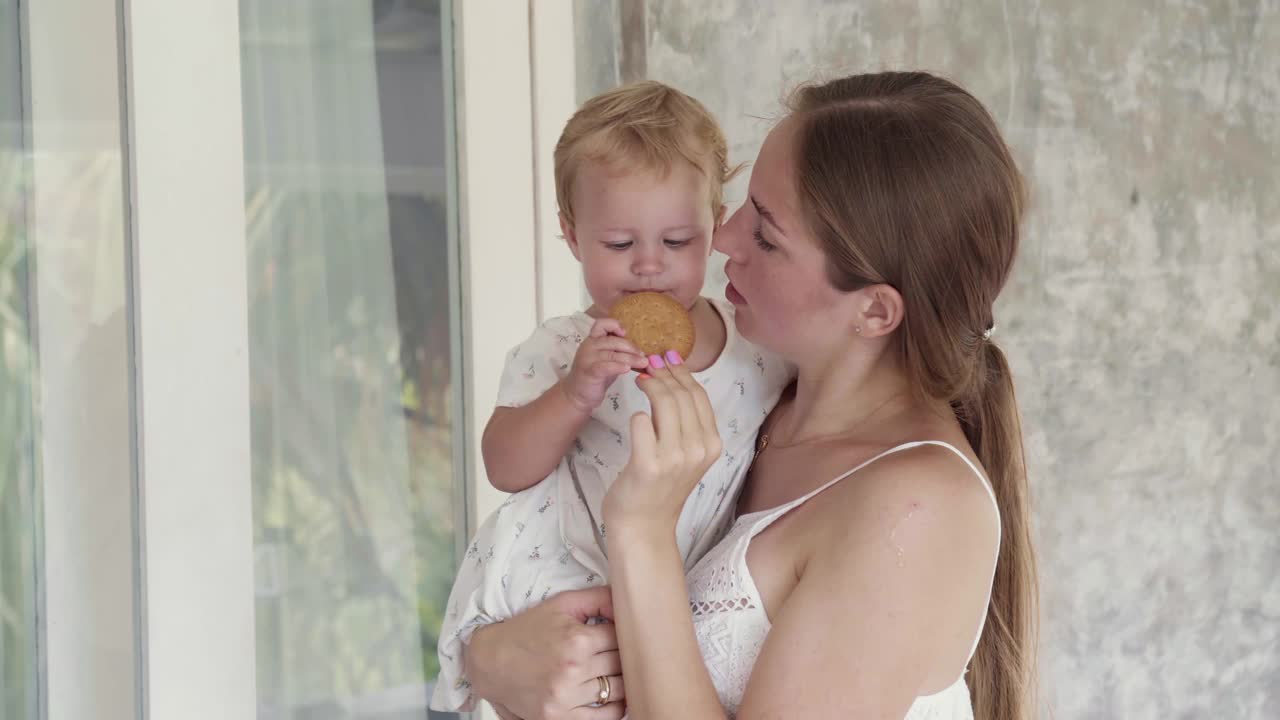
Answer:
[
  {"xmin": 809, "ymin": 440, "xmax": 999, "ymax": 558},
  {"xmin": 752, "ymin": 441, "xmax": 1002, "ymax": 715}
]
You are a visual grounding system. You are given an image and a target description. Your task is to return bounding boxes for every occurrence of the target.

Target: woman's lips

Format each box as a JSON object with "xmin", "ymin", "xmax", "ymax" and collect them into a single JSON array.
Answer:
[{"xmin": 725, "ymin": 282, "xmax": 746, "ymax": 305}]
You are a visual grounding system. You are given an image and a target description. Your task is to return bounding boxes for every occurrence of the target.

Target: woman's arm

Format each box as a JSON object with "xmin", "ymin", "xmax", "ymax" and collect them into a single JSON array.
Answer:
[
  {"xmin": 602, "ymin": 355, "xmax": 729, "ymax": 720},
  {"xmin": 609, "ymin": 523, "xmax": 728, "ymax": 720},
  {"xmin": 463, "ymin": 586, "xmax": 628, "ymax": 720}
]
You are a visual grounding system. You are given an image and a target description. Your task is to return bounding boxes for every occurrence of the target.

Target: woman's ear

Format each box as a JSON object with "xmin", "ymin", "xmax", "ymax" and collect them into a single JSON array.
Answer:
[
  {"xmin": 559, "ymin": 212, "xmax": 582, "ymax": 262},
  {"xmin": 854, "ymin": 284, "xmax": 905, "ymax": 338}
]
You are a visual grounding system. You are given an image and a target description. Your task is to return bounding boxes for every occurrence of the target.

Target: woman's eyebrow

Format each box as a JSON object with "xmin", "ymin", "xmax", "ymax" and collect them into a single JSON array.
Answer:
[{"xmin": 750, "ymin": 195, "xmax": 787, "ymax": 237}]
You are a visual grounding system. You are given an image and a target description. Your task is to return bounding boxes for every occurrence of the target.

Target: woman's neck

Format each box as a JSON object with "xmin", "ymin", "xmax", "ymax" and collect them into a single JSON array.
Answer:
[{"xmin": 783, "ymin": 342, "xmax": 916, "ymax": 444}]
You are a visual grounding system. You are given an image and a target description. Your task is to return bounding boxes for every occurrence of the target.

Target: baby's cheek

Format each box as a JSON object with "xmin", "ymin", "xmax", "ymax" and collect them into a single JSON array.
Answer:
[{"xmin": 679, "ymin": 257, "xmax": 710, "ymax": 291}]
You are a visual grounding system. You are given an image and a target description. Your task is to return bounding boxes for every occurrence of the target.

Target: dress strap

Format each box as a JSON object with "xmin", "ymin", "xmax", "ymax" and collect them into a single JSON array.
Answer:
[
  {"xmin": 760, "ymin": 440, "xmax": 995, "ymax": 523},
  {"xmin": 749, "ymin": 440, "xmax": 1000, "ymax": 651}
]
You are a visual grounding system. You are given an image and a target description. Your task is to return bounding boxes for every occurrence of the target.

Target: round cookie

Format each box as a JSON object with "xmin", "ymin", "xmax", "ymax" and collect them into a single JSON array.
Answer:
[{"xmin": 609, "ymin": 292, "xmax": 695, "ymax": 359}]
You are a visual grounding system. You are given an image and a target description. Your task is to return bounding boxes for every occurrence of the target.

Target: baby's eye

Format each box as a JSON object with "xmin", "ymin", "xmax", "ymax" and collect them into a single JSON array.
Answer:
[
  {"xmin": 664, "ymin": 238, "xmax": 694, "ymax": 248},
  {"xmin": 605, "ymin": 241, "xmax": 633, "ymax": 251}
]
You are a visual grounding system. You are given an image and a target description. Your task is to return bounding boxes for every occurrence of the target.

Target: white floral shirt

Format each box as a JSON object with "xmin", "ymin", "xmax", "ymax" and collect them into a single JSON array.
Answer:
[{"xmin": 430, "ymin": 297, "xmax": 793, "ymax": 712}]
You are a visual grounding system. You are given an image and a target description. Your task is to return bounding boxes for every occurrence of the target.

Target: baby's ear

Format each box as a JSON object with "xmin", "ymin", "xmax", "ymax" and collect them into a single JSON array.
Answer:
[{"xmin": 559, "ymin": 212, "xmax": 582, "ymax": 262}]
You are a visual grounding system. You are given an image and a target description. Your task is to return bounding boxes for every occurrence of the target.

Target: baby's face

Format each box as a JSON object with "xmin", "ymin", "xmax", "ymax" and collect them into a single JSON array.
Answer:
[{"xmin": 565, "ymin": 159, "xmax": 716, "ymax": 313}]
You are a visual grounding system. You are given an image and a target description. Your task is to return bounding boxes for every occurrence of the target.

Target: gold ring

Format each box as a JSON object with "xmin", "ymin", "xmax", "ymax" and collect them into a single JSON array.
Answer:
[{"xmin": 596, "ymin": 675, "xmax": 611, "ymax": 704}]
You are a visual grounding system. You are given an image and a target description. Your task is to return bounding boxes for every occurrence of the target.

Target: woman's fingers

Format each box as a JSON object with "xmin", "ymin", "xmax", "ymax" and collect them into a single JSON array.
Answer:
[
  {"xmin": 575, "ymin": 672, "xmax": 626, "ymax": 708},
  {"xmin": 629, "ymin": 412, "xmax": 658, "ymax": 471},
  {"xmin": 638, "ymin": 356, "xmax": 684, "ymax": 447},
  {"xmin": 651, "ymin": 357, "xmax": 702, "ymax": 461},
  {"xmin": 571, "ymin": 700, "xmax": 626, "ymax": 720},
  {"xmin": 645, "ymin": 352, "xmax": 719, "ymax": 468},
  {"xmin": 662, "ymin": 352, "xmax": 720, "ymax": 455},
  {"xmin": 550, "ymin": 586, "xmax": 615, "ymax": 625},
  {"xmin": 584, "ymin": 649, "xmax": 622, "ymax": 679},
  {"xmin": 564, "ymin": 620, "xmax": 621, "ymax": 660}
]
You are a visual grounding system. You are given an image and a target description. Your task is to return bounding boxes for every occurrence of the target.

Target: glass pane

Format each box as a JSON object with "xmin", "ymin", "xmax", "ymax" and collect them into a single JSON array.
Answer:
[
  {"xmin": 0, "ymin": 2, "xmax": 38, "ymax": 717},
  {"xmin": 240, "ymin": 2, "xmax": 464, "ymax": 718},
  {"xmin": 3, "ymin": 1, "xmax": 138, "ymax": 717}
]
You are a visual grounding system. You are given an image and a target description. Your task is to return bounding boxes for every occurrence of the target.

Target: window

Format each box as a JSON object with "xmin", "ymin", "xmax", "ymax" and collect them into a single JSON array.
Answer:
[{"xmin": 240, "ymin": 2, "xmax": 466, "ymax": 716}]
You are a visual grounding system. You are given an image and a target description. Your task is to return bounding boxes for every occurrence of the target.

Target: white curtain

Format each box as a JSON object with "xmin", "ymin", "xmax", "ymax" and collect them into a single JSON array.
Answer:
[{"xmin": 240, "ymin": 2, "xmax": 454, "ymax": 716}]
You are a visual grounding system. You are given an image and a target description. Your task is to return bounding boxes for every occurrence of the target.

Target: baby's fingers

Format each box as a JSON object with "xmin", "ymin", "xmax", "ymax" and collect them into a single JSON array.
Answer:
[
  {"xmin": 584, "ymin": 349, "xmax": 642, "ymax": 378},
  {"xmin": 584, "ymin": 337, "xmax": 646, "ymax": 368},
  {"xmin": 590, "ymin": 317, "xmax": 627, "ymax": 338}
]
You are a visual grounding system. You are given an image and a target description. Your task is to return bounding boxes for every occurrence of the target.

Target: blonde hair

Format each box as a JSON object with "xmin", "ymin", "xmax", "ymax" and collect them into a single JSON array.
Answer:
[
  {"xmin": 554, "ymin": 80, "xmax": 737, "ymax": 227},
  {"xmin": 788, "ymin": 72, "xmax": 1039, "ymax": 720}
]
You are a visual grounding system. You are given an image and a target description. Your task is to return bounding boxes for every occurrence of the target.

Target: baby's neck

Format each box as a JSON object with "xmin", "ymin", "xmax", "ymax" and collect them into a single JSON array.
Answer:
[{"xmin": 682, "ymin": 296, "xmax": 727, "ymax": 372}]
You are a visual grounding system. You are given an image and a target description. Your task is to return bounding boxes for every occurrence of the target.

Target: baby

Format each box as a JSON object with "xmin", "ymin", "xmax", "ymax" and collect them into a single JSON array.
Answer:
[{"xmin": 431, "ymin": 80, "xmax": 792, "ymax": 712}]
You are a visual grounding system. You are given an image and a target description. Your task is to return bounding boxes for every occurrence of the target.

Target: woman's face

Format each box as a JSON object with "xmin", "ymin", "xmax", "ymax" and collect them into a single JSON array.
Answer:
[{"xmin": 713, "ymin": 117, "xmax": 854, "ymax": 360}]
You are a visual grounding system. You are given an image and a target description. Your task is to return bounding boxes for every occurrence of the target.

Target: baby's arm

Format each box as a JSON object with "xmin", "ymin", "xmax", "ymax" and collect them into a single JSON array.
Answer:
[
  {"xmin": 482, "ymin": 386, "xmax": 592, "ymax": 493},
  {"xmin": 483, "ymin": 318, "xmax": 646, "ymax": 493}
]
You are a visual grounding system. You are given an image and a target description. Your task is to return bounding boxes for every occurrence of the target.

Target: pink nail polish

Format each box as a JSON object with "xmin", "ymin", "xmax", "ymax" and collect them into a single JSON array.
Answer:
[
  {"xmin": 665, "ymin": 350, "xmax": 683, "ymax": 366},
  {"xmin": 648, "ymin": 354, "xmax": 665, "ymax": 369}
]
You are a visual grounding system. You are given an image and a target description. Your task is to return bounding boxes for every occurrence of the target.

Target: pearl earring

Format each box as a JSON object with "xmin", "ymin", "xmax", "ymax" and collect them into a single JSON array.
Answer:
[{"xmin": 854, "ymin": 326, "xmax": 862, "ymax": 334}]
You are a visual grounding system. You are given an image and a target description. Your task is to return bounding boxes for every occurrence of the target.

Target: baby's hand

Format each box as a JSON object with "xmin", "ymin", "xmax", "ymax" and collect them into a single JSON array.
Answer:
[{"xmin": 563, "ymin": 318, "xmax": 648, "ymax": 412}]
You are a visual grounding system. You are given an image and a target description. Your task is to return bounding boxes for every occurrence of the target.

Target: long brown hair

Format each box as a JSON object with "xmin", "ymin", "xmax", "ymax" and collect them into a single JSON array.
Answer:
[{"xmin": 788, "ymin": 72, "xmax": 1039, "ymax": 719}]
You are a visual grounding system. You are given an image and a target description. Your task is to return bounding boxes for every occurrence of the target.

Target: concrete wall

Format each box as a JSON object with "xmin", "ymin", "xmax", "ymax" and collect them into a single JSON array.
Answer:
[{"xmin": 574, "ymin": 1, "xmax": 1279, "ymax": 716}]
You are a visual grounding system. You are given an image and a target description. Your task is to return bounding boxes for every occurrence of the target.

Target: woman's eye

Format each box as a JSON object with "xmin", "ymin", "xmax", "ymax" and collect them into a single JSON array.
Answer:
[{"xmin": 753, "ymin": 228, "xmax": 776, "ymax": 252}]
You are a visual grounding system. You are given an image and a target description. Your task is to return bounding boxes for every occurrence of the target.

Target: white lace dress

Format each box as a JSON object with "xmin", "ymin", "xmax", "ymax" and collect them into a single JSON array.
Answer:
[{"xmin": 685, "ymin": 440, "xmax": 1000, "ymax": 719}]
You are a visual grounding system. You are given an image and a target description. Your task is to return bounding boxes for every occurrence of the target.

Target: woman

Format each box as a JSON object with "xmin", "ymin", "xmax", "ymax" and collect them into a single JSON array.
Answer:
[{"xmin": 463, "ymin": 71, "xmax": 1038, "ymax": 720}]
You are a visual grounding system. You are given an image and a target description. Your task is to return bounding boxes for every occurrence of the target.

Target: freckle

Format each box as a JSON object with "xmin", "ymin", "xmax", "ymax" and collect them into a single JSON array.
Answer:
[{"xmin": 889, "ymin": 503, "xmax": 919, "ymax": 568}]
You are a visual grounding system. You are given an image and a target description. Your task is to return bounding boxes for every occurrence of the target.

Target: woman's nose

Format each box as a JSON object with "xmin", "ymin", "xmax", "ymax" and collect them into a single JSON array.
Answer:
[{"xmin": 713, "ymin": 205, "xmax": 746, "ymax": 261}]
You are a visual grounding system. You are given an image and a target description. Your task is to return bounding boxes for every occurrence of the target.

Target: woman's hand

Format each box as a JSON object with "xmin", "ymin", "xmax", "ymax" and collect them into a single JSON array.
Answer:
[
  {"xmin": 603, "ymin": 350, "xmax": 723, "ymax": 541},
  {"xmin": 464, "ymin": 586, "xmax": 627, "ymax": 720}
]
